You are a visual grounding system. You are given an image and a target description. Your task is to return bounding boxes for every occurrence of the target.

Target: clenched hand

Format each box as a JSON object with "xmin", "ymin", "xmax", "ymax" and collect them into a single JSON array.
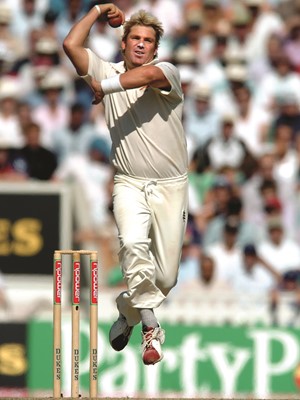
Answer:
[{"xmin": 91, "ymin": 78, "xmax": 104, "ymax": 105}]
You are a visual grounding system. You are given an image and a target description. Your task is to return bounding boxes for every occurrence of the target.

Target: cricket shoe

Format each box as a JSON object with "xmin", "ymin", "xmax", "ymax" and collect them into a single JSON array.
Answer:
[
  {"xmin": 109, "ymin": 314, "xmax": 133, "ymax": 351},
  {"xmin": 141, "ymin": 325, "xmax": 165, "ymax": 365}
]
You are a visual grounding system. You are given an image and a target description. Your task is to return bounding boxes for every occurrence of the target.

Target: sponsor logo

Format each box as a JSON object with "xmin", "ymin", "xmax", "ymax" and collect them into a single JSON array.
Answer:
[
  {"xmin": 55, "ymin": 348, "xmax": 61, "ymax": 380},
  {"xmin": 0, "ymin": 218, "xmax": 43, "ymax": 257},
  {"xmin": 55, "ymin": 261, "xmax": 62, "ymax": 304},
  {"xmin": 91, "ymin": 262, "xmax": 98, "ymax": 304},
  {"xmin": 73, "ymin": 262, "xmax": 80, "ymax": 304},
  {"xmin": 92, "ymin": 349, "xmax": 97, "ymax": 380},
  {"xmin": 73, "ymin": 349, "xmax": 79, "ymax": 380},
  {"xmin": 0, "ymin": 343, "xmax": 27, "ymax": 375}
]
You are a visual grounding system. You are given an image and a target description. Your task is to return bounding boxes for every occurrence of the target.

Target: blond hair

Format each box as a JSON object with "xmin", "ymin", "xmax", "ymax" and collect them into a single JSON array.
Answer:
[{"xmin": 122, "ymin": 10, "xmax": 164, "ymax": 49}]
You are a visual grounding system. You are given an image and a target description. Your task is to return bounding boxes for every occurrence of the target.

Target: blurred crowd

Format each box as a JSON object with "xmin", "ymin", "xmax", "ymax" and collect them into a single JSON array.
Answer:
[{"xmin": 1, "ymin": 0, "xmax": 300, "ymax": 324}]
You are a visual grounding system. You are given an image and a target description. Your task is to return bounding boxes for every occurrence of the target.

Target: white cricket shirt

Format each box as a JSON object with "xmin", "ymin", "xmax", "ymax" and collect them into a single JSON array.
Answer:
[{"xmin": 85, "ymin": 48, "xmax": 188, "ymax": 179}]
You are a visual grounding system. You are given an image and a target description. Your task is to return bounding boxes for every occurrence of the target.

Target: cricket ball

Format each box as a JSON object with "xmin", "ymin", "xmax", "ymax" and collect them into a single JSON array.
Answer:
[{"xmin": 108, "ymin": 12, "xmax": 125, "ymax": 28}]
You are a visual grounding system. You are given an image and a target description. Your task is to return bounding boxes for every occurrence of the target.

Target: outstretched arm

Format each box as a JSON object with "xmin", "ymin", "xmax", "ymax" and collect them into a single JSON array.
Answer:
[{"xmin": 63, "ymin": 3, "xmax": 122, "ymax": 75}]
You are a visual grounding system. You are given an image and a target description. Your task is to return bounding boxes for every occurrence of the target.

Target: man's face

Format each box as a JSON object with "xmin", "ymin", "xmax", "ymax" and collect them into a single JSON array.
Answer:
[
  {"xmin": 224, "ymin": 230, "xmax": 238, "ymax": 247},
  {"xmin": 269, "ymin": 227, "xmax": 283, "ymax": 245},
  {"xmin": 201, "ymin": 257, "xmax": 214, "ymax": 281},
  {"xmin": 222, "ymin": 121, "xmax": 234, "ymax": 140},
  {"xmin": 244, "ymin": 254, "xmax": 256, "ymax": 271},
  {"xmin": 23, "ymin": 0, "xmax": 35, "ymax": 15},
  {"xmin": 0, "ymin": 148, "xmax": 9, "ymax": 165},
  {"xmin": 26, "ymin": 126, "xmax": 40, "ymax": 147},
  {"xmin": 122, "ymin": 25, "xmax": 157, "ymax": 69}
]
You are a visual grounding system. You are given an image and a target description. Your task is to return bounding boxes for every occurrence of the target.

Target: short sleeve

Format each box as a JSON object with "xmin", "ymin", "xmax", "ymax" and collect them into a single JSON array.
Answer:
[
  {"xmin": 85, "ymin": 48, "xmax": 107, "ymax": 81},
  {"xmin": 155, "ymin": 62, "xmax": 183, "ymax": 101}
]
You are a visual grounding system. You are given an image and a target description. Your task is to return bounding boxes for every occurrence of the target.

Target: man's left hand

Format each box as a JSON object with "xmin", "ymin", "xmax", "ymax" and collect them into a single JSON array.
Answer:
[{"xmin": 91, "ymin": 78, "xmax": 104, "ymax": 104}]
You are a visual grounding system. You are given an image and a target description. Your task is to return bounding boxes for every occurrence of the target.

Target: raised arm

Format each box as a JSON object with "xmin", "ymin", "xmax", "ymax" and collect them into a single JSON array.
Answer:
[{"xmin": 63, "ymin": 3, "xmax": 122, "ymax": 75}]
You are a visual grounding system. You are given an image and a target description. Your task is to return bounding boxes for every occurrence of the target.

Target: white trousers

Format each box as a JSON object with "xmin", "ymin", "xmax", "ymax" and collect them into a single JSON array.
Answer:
[{"xmin": 112, "ymin": 173, "xmax": 188, "ymax": 326}]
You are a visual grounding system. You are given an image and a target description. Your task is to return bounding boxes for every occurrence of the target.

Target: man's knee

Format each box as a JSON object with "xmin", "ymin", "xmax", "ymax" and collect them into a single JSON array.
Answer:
[
  {"xmin": 120, "ymin": 239, "xmax": 150, "ymax": 258},
  {"xmin": 119, "ymin": 239, "xmax": 154, "ymax": 281},
  {"xmin": 156, "ymin": 275, "xmax": 178, "ymax": 296}
]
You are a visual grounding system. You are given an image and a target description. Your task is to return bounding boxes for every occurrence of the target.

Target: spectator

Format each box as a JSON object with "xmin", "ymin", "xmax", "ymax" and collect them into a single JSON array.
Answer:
[
  {"xmin": 198, "ymin": 253, "xmax": 227, "ymax": 290},
  {"xmin": 10, "ymin": 0, "xmax": 45, "ymax": 50},
  {"xmin": 129, "ymin": 0, "xmax": 184, "ymax": 60},
  {"xmin": 262, "ymin": 194, "xmax": 284, "ymax": 233},
  {"xmin": 199, "ymin": 20, "xmax": 231, "ymax": 90},
  {"xmin": 18, "ymin": 36, "xmax": 63, "ymax": 106},
  {"xmin": 258, "ymin": 217, "xmax": 300, "ymax": 325},
  {"xmin": 176, "ymin": 253, "xmax": 232, "ymax": 296},
  {"xmin": 243, "ymin": 0, "xmax": 284, "ymax": 60},
  {"xmin": 234, "ymin": 85, "xmax": 271, "ymax": 156},
  {"xmin": 0, "ymin": 142, "xmax": 28, "ymax": 181},
  {"xmin": 272, "ymin": 124, "xmax": 299, "ymax": 238},
  {"xmin": 259, "ymin": 178, "xmax": 279, "ymax": 205},
  {"xmin": 213, "ymin": 63, "xmax": 251, "ymax": 116},
  {"xmin": 0, "ymin": 4, "xmax": 27, "ymax": 73},
  {"xmin": 17, "ymin": 101, "xmax": 34, "ymax": 133},
  {"xmin": 113, "ymin": 0, "xmax": 136, "ymax": 16},
  {"xmin": 53, "ymin": 136, "xmax": 115, "ymax": 275},
  {"xmin": 270, "ymin": 269, "xmax": 300, "ymax": 326},
  {"xmin": 192, "ymin": 174, "xmax": 232, "ymax": 234},
  {"xmin": 56, "ymin": 0, "xmax": 86, "ymax": 44},
  {"xmin": 53, "ymin": 135, "xmax": 112, "ymax": 227},
  {"xmin": 176, "ymin": 215, "xmax": 202, "ymax": 290},
  {"xmin": 203, "ymin": 193, "xmax": 263, "ymax": 248},
  {"xmin": 248, "ymin": 32, "xmax": 284, "ymax": 90},
  {"xmin": 205, "ymin": 216, "xmax": 242, "ymax": 285},
  {"xmin": 0, "ymin": 77, "xmax": 24, "ymax": 149},
  {"xmin": 258, "ymin": 216, "xmax": 300, "ymax": 280},
  {"xmin": 193, "ymin": 113, "xmax": 256, "ymax": 177},
  {"xmin": 185, "ymin": 81, "xmax": 221, "ymax": 153},
  {"xmin": 233, "ymin": 243, "xmax": 280, "ymax": 296},
  {"xmin": 172, "ymin": 9, "xmax": 206, "ymax": 66},
  {"xmin": 241, "ymin": 152, "xmax": 277, "ymax": 225},
  {"xmin": 257, "ymin": 177, "xmax": 291, "ymax": 238},
  {"xmin": 283, "ymin": 15, "xmax": 300, "ymax": 73},
  {"xmin": 227, "ymin": 0, "xmax": 284, "ymax": 65},
  {"xmin": 201, "ymin": 0, "xmax": 225, "ymax": 37},
  {"xmin": 227, "ymin": 3, "xmax": 252, "ymax": 61},
  {"xmin": 38, "ymin": 9, "xmax": 60, "ymax": 42},
  {"xmin": 269, "ymin": 93, "xmax": 300, "ymax": 144},
  {"xmin": 188, "ymin": 158, "xmax": 216, "ymax": 217},
  {"xmin": 232, "ymin": 243, "xmax": 282, "ymax": 325},
  {"xmin": 89, "ymin": 102, "xmax": 111, "ymax": 143},
  {"xmin": 19, "ymin": 121, "xmax": 57, "ymax": 180},
  {"xmin": 52, "ymin": 102, "xmax": 99, "ymax": 164},
  {"xmin": 174, "ymin": 47, "xmax": 199, "ymax": 122},
  {"xmin": 88, "ymin": 10, "xmax": 120, "ymax": 62},
  {"xmin": 254, "ymin": 53, "xmax": 300, "ymax": 112},
  {"xmin": 32, "ymin": 66, "xmax": 71, "ymax": 149}
]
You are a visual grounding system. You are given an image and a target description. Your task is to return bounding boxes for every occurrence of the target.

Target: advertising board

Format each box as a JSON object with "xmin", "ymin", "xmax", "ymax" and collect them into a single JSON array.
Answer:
[
  {"xmin": 27, "ymin": 320, "xmax": 300, "ymax": 398},
  {"xmin": 0, "ymin": 183, "xmax": 71, "ymax": 275}
]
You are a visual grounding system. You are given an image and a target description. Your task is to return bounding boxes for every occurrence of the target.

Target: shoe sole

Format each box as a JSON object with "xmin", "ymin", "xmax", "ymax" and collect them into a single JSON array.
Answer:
[{"xmin": 109, "ymin": 325, "xmax": 133, "ymax": 351}]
